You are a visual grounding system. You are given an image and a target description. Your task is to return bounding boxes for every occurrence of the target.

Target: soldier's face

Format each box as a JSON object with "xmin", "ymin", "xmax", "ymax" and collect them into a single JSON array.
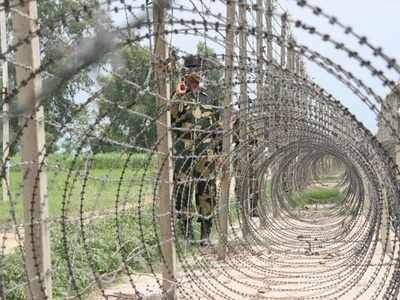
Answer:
[{"xmin": 187, "ymin": 79, "xmax": 200, "ymax": 91}]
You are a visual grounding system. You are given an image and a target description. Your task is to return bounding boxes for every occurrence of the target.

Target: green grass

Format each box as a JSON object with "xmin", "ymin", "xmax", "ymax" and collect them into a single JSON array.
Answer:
[
  {"xmin": 6, "ymin": 152, "xmax": 156, "ymax": 172},
  {"xmin": 0, "ymin": 151, "xmax": 236, "ymax": 298},
  {"xmin": 289, "ymin": 186, "xmax": 342, "ymax": 207},
  {"xmin": 1, "ymin": 213, "xmax": 161, "ymax": 299},
  {"xmin": 0, "ymin": 153, "xmax": 156, "ymax": 223},
  {"xmin": 0, "ymin": 152, "xmax": 162, "ymax": 299}
]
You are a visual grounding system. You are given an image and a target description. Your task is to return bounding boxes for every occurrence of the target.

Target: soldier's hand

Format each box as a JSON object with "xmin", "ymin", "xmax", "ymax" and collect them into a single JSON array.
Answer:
[
  {"xmin": 216, "ymin": 156, "xmax": 228, "ymax": 170},
  {"xmin": 230, "ymin": 113, "xmax": 237, "ymax": 129}
]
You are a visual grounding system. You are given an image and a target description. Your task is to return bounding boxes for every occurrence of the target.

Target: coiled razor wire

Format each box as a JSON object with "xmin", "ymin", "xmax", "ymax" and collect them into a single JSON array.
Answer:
[{"xmin": 0, "ymin": 0, "xmax": 399, "ymax": 299}]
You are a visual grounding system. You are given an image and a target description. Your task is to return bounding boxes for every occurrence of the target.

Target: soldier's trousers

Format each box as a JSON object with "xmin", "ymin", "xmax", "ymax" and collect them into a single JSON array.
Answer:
[
  {"xmin": 194, "ymin": 178, "xmax": 216, "ymax": 220},
  {"xmin": 174, "ymin": 157, "xmax": 217, "ymax": 221}
]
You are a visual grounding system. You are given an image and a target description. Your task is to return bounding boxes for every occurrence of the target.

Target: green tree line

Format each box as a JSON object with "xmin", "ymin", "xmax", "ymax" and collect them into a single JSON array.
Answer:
[{"xmin": 1, "ymin": 1, "xmax": 223, "ymax": 155}]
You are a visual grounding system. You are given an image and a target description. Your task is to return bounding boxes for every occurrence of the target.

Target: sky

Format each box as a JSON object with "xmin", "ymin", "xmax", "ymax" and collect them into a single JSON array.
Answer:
[
  {"xmin": 281, "ymin": 0, "xmax": 400, "ymax": 133},
  {"xmin": 170, "ymin": 0, "xmax": 400, "ymax": 133},
  {"xmin": 111, "ymin": 0, "xmax": 400, "ymax": 133}
]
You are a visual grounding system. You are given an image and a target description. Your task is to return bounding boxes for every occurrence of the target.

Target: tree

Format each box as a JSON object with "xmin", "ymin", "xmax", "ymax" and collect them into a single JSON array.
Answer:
[
  {"xmin": 196, "ymin": 41, "xmax": 224, "ymax": 106},
  {"xmin": 38, "ymin": 0, "xmax": 109, "ymax": 153},
  {"xmin": 1, "ymin": 0, "xmax": 109, "ymax": 155},
  {"xmin": 94, "ymin": 45, "xmax": 156, "ymax": 153}
]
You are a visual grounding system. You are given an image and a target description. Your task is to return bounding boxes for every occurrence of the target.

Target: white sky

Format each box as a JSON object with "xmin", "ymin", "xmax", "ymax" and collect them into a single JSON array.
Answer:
[
  {"xmin": 111, "ymin": 0, "xmax": 400, "ymax": 133},
  {"xmin": 281, "ymin": 0, "xmax": 400, "ymax": 133}
]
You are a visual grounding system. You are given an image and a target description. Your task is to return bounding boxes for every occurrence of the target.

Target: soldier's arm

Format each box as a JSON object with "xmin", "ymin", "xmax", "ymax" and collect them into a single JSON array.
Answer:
[
  {"xmin": 170, "ymin": 94, "xmax": 193, "ymax": 127},
  {"xmin": 215, "ymin": 108, "xmax": 224, "ymax": 154},
  {"xmin": 170, "ymin": 93, "xmax": 180, "ymax": 126},
  {"xmin": 232, "ymin": 119, "xmax": 240, "ymax": 146}
]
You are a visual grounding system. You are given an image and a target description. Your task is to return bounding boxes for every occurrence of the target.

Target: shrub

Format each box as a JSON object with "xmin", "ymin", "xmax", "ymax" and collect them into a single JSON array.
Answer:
[{"xmin": 1, "ymin": 211, "xmax": 160, "ymax": 299}]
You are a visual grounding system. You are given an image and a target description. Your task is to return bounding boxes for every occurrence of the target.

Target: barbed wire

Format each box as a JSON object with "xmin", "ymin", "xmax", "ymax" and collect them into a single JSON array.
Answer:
[{"xmin": 0, "ymin": 0, "xmax": 399, "ymax": 299}]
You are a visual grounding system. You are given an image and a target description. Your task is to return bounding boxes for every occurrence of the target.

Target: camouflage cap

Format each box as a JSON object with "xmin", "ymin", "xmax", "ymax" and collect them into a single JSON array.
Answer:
[{"xmin": 183, "ymin": 55, "xmax": 207, "ymax": 69}]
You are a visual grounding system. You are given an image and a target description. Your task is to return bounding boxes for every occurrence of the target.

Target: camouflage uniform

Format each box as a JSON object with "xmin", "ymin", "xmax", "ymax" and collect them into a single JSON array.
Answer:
[{"xmin": 171, "ymin": 85, "xmax": 222, "ymax": 244}]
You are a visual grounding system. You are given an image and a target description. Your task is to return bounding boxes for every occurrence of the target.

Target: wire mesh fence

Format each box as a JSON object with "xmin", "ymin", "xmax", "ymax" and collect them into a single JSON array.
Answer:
[{"xmin": 0, "ymin": 0, "xmax": 399, "ymax": 299}]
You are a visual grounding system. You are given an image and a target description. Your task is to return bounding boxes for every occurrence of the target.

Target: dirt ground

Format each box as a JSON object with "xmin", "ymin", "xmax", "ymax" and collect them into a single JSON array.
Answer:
[
  {"xmin": 0, "ymin": 231, "xmax": 22, "ymax": 255},
  {"xmin": 99, "ymin": 213, "xmax": 398, "ymax": 300}
]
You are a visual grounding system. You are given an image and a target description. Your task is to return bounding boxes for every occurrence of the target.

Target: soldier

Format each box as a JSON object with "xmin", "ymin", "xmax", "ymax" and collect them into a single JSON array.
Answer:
[{"xmin": 171, "ymin": 55, "xmax": 222, "ymax": 246}]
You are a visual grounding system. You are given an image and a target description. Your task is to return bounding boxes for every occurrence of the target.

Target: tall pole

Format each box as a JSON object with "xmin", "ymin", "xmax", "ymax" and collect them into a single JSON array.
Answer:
[
  {"xmin": 256, "ymin": 0, "xmax": 272, "ymax": 226},
  {"xmin": 153, "ymin": 1, "xmax": 176, "ymax": 298},
  {"xmin": 287, "ymin": 34, "xmax": 295, "ymax": 72},
  {"xmin": 256, "ymin": 0, "xmax": 264, "ymax": 111},
  {"xmin": 265, "ymin": 0, "xmax": 273, "ymax": 62},
  {"xmin": 12, "ymin": 1, "xmax": 52, "ymax": 299},
  {"xmin": 295, "ymin": 53, "xmax": 300, "ymax": 75},
  {"xmin": 280, "ymin": 13, "xmax": 287, "ymax": 68},
  {"xmin": 300, "ymin": 57, "xmax": 306, "ymax": 77},
  {"xmin": 264, "ymin": 0, "xmax": 273, "ymax": 143},
  {"xmin": 218, "ymin": 0, "xmax": 236, "ymax": 260},
  {"xmin": 0, "ymin": 0, "xmax": 9, "ymax": 203},
  {"xmin": 256, "ymin": 0, "xmax": 263, "ymax": 123},
  {"xmin": 239, "ymin": 0, "xmax": 249, "ymax": 234},
  {"xmin": 256, "ymin": 0, "xmax": 267, "ymax": 227}
]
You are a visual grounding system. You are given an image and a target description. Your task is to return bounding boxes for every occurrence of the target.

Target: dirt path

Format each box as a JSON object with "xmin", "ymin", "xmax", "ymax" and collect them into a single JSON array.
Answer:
[
  {"xmin": 100, "ymin": 212, "xmax": 398, "ymax": 300},
  {"xmin": 0, "ymin": 232, "xmax": 22, "ymax": 255}
]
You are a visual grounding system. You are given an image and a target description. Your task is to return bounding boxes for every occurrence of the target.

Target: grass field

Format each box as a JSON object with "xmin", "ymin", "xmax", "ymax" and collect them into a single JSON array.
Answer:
[
  {"xmin": 0, "ymin": 153, "xmax": 163, "ymax": 299},
  {"xmin": 0, "ymin": 153, "xmax": 156, "ymax": 223},
  {"xmin": 1, "ymin": 154, "xmax": 343, "ymax": 298},
  {"xmin": 289, "ymin": 186, "xmax": 342, "ymax": 207}
]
